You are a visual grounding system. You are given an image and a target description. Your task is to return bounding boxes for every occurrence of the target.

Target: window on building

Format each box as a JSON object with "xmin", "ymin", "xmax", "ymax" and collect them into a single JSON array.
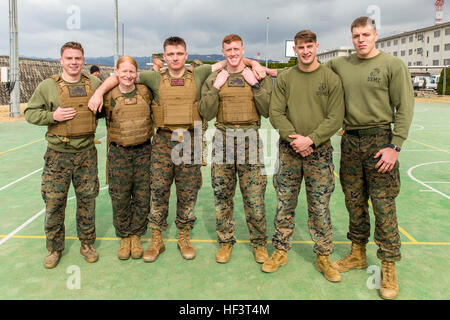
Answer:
[
  {"xmin": 444, "ymin": 59, "xmax": 450, "ymax": 65},
  {"xmin": 394, "ymin": 39, "xmax": 398, "ymax": 45},
  {"xmin": 401, "ymin": 50, "xmax": 406, "ymax": 56},
  {"xmin": 434, "ymin": 45, "xmax": 440, "ymax": 52},
  {"xmin": 409, "ymin": 49, "xmax": 413, "ymax": 55},
  {"xmin": 433, "ymin": 60, "xmax": 439, "ymax": 66},
  {"xmin": 416, "ymin": 61, "xmax": 422, "ymax": 66},
  {"xmin": 376, "ymin": 43, "xmax": 379, "ymax": 49},
  {"xmin": 393, "ymin": 51, "xmax": 397, "ymax": 56},
  {"xmin": 401, "ymin": 37, "xmax": 406, "ymax": 44},
  {"xmin": 417, "ymin": 34, "xmax": 423, "ymax": 41},
  {"xmin": 409, "ymin": 36, "xmax": 414, "ymax": 42},
  {"xmin": 387, "ymin": 40, "xmax": 391, "ymax": 47},
  {"xmin": 446, "ymin": 28, "xmax": 450, "ymax": 36},
  {"xmin": 434, "ymin": 30, "xmax": 441, "ymax": 38},
  {"xmin": 445, "ymin": 43, "xmax": 450, "ymax": 51},
  {"xmin": 381, "ymin": 42, "xmax": 385, "ymax": 48},
  {"xmin": 427, "ymin": 36, "xmax": 430, "ymax": 44},
  {"xmin": 417, "ymin": 48, "xmax": 423, "ymax": 54}
]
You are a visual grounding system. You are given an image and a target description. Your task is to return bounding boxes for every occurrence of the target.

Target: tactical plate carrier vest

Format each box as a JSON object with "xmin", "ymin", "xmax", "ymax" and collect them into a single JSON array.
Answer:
[
  {"xmin": 151, "ymin": 67, "xmax": 202, "ymax": 131},
  {"xmin": 104, "ymin": 84, "xmax": 153, "ymax": 146},
  {"xmin": 47, "ymin": 74, "xmax": 97, "ymax": 139},
  {"xmin": 217, "ymin": 74, "xmax": 260, "ymax": 125}
]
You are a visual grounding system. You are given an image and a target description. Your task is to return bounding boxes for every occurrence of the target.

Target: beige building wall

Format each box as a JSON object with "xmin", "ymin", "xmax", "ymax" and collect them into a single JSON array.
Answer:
[{"xmin": 376, "ymin": 21, "xmax": 450, "ymax": 74}]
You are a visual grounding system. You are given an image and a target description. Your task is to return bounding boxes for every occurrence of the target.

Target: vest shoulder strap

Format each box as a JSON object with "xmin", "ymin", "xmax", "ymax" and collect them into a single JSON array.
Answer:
[
  {"xmin": 110, "ymin": 86, "xmax": 123, "ymax": 101},
  {"xmin": 160, "ymin": 68, "xmax": 170, "ymax": 81},
  {"xmin": 49, "ymin": 74, "xmax": 65, "ymax": 88},
  {"xmin": 49, "ymin": 74, "xmax": 61, "ymax": 82},
  {"xmin": 136, "ymin": 84, "xmax": 151, "ymax": 104},
  {"xmin": 49, "ymin": 73, "xmax": 92, "ymax": 89},
  {"xmin": 160, "ymin": 67, "xmax": 194, "ymax": 81}
]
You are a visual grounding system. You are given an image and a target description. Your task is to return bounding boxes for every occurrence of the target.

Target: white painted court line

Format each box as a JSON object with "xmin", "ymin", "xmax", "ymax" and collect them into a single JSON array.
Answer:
[
  {"xmin": 400, "ymin": 150, "xmax": 441, "ymax": 152},
  {"xmin": 422, "ymin": 181, "xmax": 450, "ymax": 184},
  {"xmin": 0, "ymin": 168, "xmax": 43, "ymax": 192},
  {"xmin": 407, "ymin": 161, "xmax": 450, "ymax": 200},
  {"xmin": 411, "ymin": 124, "xmax": 424, "ymax": 131},
  {"xmin": 0, "ymin": 186, "xmax": 109, "ymax": 247},
  {"xmin": 0, "ymin": 135, "xmax": 107, "ymax": 193}
]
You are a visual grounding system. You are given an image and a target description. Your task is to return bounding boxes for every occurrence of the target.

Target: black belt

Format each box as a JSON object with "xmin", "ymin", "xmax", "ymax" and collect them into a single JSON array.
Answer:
[
  {"xmin": 156, "ymin": 128, "xmax": 194, "ymax": 133},
  {"xmin": 110, "ymin": 139, "xmax": 151, "ymax": 149},
  {"xmin": 345, "ymin": 128, "xmax": 390, "ymax": 137}
]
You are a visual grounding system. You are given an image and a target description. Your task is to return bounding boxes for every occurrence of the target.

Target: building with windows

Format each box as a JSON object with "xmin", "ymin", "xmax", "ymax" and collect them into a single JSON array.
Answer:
[
  {"xmin": 376, "ymin": 21, "xmax": 450, "ymax": 74},
  {"xmin": 317, "ymin": 47, "xmax": 355, "ymax": 63}
]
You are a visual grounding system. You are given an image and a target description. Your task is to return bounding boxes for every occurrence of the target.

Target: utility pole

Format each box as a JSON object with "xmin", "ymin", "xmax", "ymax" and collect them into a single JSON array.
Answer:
[
  {"xmin": 114, "ymin": 0, "xmax": 119, "ymax": 66},
  {"xmin": 9, "ymin": 0, "xmax": 20, "ymax": 118}
]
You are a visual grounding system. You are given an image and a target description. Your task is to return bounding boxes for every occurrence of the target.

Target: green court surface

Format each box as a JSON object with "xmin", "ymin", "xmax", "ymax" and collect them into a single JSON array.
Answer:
[{"xmin": 0, "ymin": 101, "xmax": 449, "ymax": 300}]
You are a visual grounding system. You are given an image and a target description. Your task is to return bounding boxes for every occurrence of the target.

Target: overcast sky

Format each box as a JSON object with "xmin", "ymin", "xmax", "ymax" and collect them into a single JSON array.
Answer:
[{"xmin": 1, "ymin": 0, "xmax": 449, "ymax": 62}]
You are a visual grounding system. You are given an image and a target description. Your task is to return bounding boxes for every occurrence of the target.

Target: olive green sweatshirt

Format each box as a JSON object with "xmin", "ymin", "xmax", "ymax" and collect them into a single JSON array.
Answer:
[
  {"xmin": 24, "ymin": 74, "xmax": 102, "ymax": 153},
  {"xmin": 199, "ymin": 70, "xmax": 272, "ymax": 132},
  {"xmin": 325, "ymin": 51, "xmax": 414, "ymax": 147},
  {"xmin": 269, "ymin": 65, "xmax": 345, "ymax": 146}
]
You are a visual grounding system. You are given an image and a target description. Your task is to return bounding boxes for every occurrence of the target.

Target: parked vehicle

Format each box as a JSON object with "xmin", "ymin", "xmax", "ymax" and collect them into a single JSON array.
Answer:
[
  {"xmin": 426, "ymin": 75, "xmax": 440, "ymax": 90},
  {"xmin": 413, "ymin": 76, "xmax": 430, "ymax": 90}
]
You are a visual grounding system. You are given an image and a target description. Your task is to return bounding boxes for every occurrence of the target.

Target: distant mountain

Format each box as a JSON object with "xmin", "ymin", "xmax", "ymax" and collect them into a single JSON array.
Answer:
[{"xmin": 22, "ymin": 55, "xmax": 279, "ymax": 70}]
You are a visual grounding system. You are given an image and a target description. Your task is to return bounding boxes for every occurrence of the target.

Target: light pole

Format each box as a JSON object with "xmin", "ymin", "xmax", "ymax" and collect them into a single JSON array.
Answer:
[
  {"xmin": 114, "ymin": 0, "xmax": 119, "ymax": 66},
  {"xmin": 265, "ymin": 16, "xmax": 269, "ymax": 67},
  {"xmin": 121, "ymin": 22, "xmax": 124, "ymax": 56},
  {"xmin": 9, "ymin": 0, "xmax": 20, "ymax": 118}
]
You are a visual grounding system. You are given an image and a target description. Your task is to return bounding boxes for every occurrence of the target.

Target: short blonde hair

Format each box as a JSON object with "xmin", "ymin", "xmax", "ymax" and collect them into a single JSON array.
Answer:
[
  {"xmin": 60, "ymin": 41, "xmax": 84, "ymax": 56},
  {"xmin": 351, "ymin": 16, "xmax": 376, "ymax": 32}
]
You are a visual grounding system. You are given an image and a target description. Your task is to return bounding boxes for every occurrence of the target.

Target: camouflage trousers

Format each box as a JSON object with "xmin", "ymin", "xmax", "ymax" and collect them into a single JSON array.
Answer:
[
  {"xmin": 41, "ymin": 146, "xmax": 99, "ymax": 252},
  {"xmin": 272, "ymin": 140, "xmax": 335, "ymax": 255},
  {"xmin": 108, "ymin": 141, "xmax": 151, "ymax": 238},
  {"xmin": 340, "ymin": 130, "xmax": 401, "ymax": 262},
  {"xmin": 149, "ymin": 129, "xmax": 202, "ymax": 231},
  {"xmin": 211, "ymin": 130, "xmax": 267, "ymax": 247}
]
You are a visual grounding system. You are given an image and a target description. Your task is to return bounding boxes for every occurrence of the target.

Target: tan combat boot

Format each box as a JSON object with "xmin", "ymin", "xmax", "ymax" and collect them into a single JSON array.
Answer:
[
  {"xmin": 261, "ymin": 249, "xmax": 288, "ymax": 273},
  {"xmin": 333, "ymin": 242, "xmax": 368, "ymax": 272},
  {"xmin": 80, "ymin": 244, "xmax": 99, "ymax": 263},
  {"xmin": 177, "ymin": 228, "xmax": 196, "ymax": 260},
  {"xmin": 316, "ymin": 255, "xmax": 341, "ymax": 282},
  {"xmin": 254, "ymin": 246, "xmax": 269, "ymax": 264},
  {"xmin": 130, "ymin": 235, "xmax": 143, "ymax": 259},
  {"xmin": 44, "ymin": 251, "xmax": 62, "ymax": 269},
  {"xmin": 216, "ymin": 243, "xmax": 233, "ymax": 263},
  {"xmin": 380, "ymin": 261, "xmax": 398, "ymax": 300},
  {"xmin": 143, "ymin": 229, "xmax": 165, "ymax": 262},
  {"xmin": 118, "ymin": 237, "xmax": 131, "ymax": 260}
]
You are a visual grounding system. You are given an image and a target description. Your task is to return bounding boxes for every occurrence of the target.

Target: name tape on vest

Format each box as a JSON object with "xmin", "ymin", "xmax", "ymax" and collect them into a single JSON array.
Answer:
[
  {"xmin": 124, "ymin": 97, "xmax": 138, "ymax": 105},
  {"xmin": 170, "ymin": 78, "xmax": 185, "ymax": 86},
  {"xmin": 68, "ymin": 85, "xmax": 88, "ymax": 98},
  {"xmin": 228, "ymin": 77, "xmax": 245, "ymax": 87}
]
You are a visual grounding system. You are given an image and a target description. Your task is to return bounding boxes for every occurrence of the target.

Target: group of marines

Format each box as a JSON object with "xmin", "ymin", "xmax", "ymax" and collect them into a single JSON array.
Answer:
[{"xmin": 25, "ymin": 16, "xmax": 414, "ymax": 300}]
